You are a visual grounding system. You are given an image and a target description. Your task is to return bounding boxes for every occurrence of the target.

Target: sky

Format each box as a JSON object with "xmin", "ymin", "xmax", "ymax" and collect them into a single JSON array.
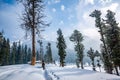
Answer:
[{"xmin": 0, "ymin": 0, "xmax": 120, "ymax": 52}]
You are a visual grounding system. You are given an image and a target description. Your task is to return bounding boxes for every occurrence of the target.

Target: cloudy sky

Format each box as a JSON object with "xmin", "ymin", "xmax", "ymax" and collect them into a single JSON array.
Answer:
[{"xmin": 0, "ymin": 0, "xmax": 120, "ymax": 51}]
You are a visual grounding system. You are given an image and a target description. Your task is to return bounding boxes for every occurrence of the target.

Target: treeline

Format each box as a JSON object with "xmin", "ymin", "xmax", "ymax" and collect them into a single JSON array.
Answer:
[
  {"xmin": 0, "ymin": 31, "xmax": 53, "ymax": 66},
  {"xmin": 0, "ymin": 32, "xmax": 43, "ymax": 66}
]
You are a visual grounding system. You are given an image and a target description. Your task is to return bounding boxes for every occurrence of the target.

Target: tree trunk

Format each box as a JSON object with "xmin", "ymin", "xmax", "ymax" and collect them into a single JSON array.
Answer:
[
  {"xmin": 31, "ymin": 27, "xmax": 36, "ymax": 65},
  {"xmin": 81, "ymin": 61, "xmax": 84, "ymax": 69},
  {"xmin": 114, "ymin": 65, "xmax": 119, "ymax": 76},
  {"xmin": 92, "ymin": 60, "xmax": 96, "ymax": 71},
  {"xmin": 99, "ymin": 26, "xmax": 112, "ymax": 74},
  {"xmin": 31, "ymin": 0, "xmax": 36, "ymax": 65}
]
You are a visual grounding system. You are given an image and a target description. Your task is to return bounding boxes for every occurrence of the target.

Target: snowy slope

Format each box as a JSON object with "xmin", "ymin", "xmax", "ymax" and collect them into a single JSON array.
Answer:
[
  {"xmin": 0, "ymin": 64, "xmax": 46, "ymax": 80},
  {"xmin": 0, "ymin": 64, "xmax": 120, "ymax": 80},
  {"xmin": 47, "ymin": 65, "xmax": 120, "ymax": 80}
]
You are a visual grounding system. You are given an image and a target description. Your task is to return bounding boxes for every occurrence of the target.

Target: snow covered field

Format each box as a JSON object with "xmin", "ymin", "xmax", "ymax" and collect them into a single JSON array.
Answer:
[{"xmin": 0, "ymin": 64, "xmax": 120, "ymax": 80}]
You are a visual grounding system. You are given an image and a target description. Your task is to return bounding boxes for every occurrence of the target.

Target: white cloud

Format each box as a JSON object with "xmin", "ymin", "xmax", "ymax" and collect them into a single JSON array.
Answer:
[
  {"xmin": 44, "ymin": 32, "xmax": 57, "ymax": 42},
  {"xmin": 54, "ymin": 0, "xmax": 61, "ymax": 3},
  {"xmin": 74, "ymin": 0, "xmax": 103, "ymax": 51},
  {"xmin": 52, "ymin": 8, "xmax": 56, "ymax": 12},
  {"xmin": 83, "ymin": 12, "xmax": 95, "ymax": 25},
  {"xmin": 82, "ymin": 28, "xmax": 100, "ymax": 40},
  {"xmin": 85, "ymin": 0, "xmax": 94, "ymax": 5},
  {"xmin": 0, "ymin": 3, "xmax": 25, "ymax": 41},
  {"xmin": 61, "ymin": 5, "xmax": 65, "ymax": 11},
  {"xmin": 101, "ymin": 3, "xmax": 119, "ymax": 14},
  {"xmin": 47, "ymin": 1, "xmax": 51, "ymax": 5},
  {"xmin": 49, "ymin": 0, "xmax": 61, "ymax": 4},
  {"xmin": 59, "ymin": 20, "xmax": 64, "ymax": 25},
  {"xmin": 99, "ymin": 0, "xmax": 112, "ymax": 5},
  {"xmin": 75, "ymin": 0, "xmax": 86, "ymax": 21},
  {"xmin": 68, "ymin": 14, "xmax": 74, "ymax": 20}
]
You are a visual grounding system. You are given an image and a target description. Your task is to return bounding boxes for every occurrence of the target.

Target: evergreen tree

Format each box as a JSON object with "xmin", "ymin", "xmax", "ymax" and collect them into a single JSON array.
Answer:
[
  {"xmin": 87, "ymin": 48, "xmax": 99, "ymax": 71},
  {"xmin": 90, "ymin": 10, "xmax": 112, "ymax": 74},
  {"xmin": 16, "ymin": 41, "xmax": 22, "ymax": 64},
  {"xmin": 104, "ymin": 10, "xmax": 120, "ymax": 75},
  {"xmin": 100, "ymin": 44, "xmax": 108, "ymax": 70},
  {"xmin": 11, "ymin": 42, "xmax": 17, "ymax": 65},
  {"xmin": 20, "ymin": 45, "xmax": 24, "ymax": 64},
  {"xmin": 97, "ymin": 60, "xmax": 101, "ymax": 72},
  {"xmin": 24, "ymin": 45, "xmax": 28, "ymax": 64},
  {"xmin": 0, "ymin": 32, "xmax": 3, "ymax": 65},
  {"xmin": 27, "ymin": 47, "xmax": 32, "ymax": 62},
  {"xmin": 69, "ymin": 30, "xmax": 84, "ymax": 69},
  {"xmin": 1, "ymin": 38, "xmax": 7, "ymax": 65},
  {"xmin": 38, "ymin": 40, "xmax": 44, "ymax": 61},
  {"xmin": 57, "ymin": 29, "xmax": 67, "ymax": 67},
  {"xmin": 18, "ymin": 0, "xmax": 49, "ymax": 65},
  {"xmin": 45, "ymin": 42, "xmax": 53, "ymax": 63},
  {"xmin": 36, "ymin": 50, "xmax": 39, "ymax": 61},
  {"xmin": 6, "ymin": 38, "xmax": 10, "ymax": 65}
]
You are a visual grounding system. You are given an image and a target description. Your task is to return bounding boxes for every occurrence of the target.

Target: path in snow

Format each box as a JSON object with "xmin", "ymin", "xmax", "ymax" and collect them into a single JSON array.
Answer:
[{"xmin": 44, "ymin": 70, "xmax": 53, "ymax": 80}]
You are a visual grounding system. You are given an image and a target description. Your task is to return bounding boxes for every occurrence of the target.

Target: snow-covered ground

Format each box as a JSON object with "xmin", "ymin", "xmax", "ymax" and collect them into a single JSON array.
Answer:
[{"xmin": 0, "ymin": 64, "xmax": 120, "ymax": 80}]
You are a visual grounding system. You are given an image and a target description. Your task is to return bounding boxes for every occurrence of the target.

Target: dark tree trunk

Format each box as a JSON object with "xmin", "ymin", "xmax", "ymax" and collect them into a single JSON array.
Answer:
[
  {"xmin": 31, "ymin": 27, "xmax": 36, "ymax": 65},
  {"xmin": 114, "ymin": 65, "xmax": 119, "ymax": 76},
  {"xmin": 92, "ymin": 61, "xmax": 96, "ymax": 71},
  {"xmin": 81, "ymin": 61, "xmax": 84, "ymax": 69},
  {"xmin": 31, "ymin": 0, "xmax": 36, "ymax": 65},
  {"xmin": 99, "ymin": 26, "xmax": 112, "ymax": 74}
]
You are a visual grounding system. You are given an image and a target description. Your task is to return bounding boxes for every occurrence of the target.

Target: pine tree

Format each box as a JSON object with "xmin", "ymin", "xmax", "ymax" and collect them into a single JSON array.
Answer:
[
  {"xmin": 45, "ymin": 42, "xmax": 53, "ymax": 63},
  {"xmin": 16, "ymin": 41, "xmax": 22, "ymax": 64},
  {"xmin": 57, "ymin": 29, "xmax": 67, "ymax": 67},
  {"xmin": 87, "ymin": 48, "xmax": 99, "ymax": 71},
  {"xmin": 36, "ymin": 50, "xmax": 39, "ymax": 61},
  {"xmin": 18, "ymin": 0, "xmax": 49, "ymax": 65},
  {"xmin": 1, "ymin": 38, "xmax": 7, "ymax": 65},
  {"xmin": 20, "ymin": 45, "xmax": 24, "ymax": 64},
  {"xmin": 38, "ymin": 40, "xmax": 44, "ymax": 61},
  {"xmin": 27, "ymin": 47, "xmax": 32, "ymax": 62},
  {"xmin": 104, "ymin": 10, "xmax": 120, "ymax": 75},
  {"xmin": 97, "ymin": 60, "xmax": 101, "ymax": 72},
  {"xmin": 6, "ymin": 38, "xmax": 10, "ymax": 65},
  {"xmin": 90, "ymin": 10, "xmax": 112, "ymax": 74},
  {"xmin": 0, "ymin": 32, "xmax": 3, "ymax": 65},
  {"xmin": 24, "ymin": 45, "xmax": 28, "ymax": 64},
  {"xmin": 11, "ymin": 42, "xmax": 17, "ymax": 65},
  {"xmin": 100, "ymin": 44, "xmax": 108, "ymax": 71},
  {"xmin": 69, "ymin": 30, "xmax": 84, "ymax": 69}
]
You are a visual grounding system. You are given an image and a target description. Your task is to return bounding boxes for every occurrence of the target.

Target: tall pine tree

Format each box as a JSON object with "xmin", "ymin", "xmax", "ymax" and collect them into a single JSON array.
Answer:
[
  {"xmin": 57, "ymin": 29, "xmax": 66, "ymax": 67},
  {"xmin": 90, "ymin": 10, "xmax": 112, "ymax": 74},
  {"xmin": 104, "ymin": 10, "xmax": 120, "ymax": 75},
  {"xmin": 45, "ymin": 42, "xmax": 53, "ymax": 63},
  {"xmin": 69, "ymin": 30, "xmax": 84, "ymax": 69}
]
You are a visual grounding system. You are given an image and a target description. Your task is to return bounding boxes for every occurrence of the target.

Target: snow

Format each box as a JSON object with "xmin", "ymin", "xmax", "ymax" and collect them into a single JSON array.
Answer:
[
  {"xmin": 0, "ymin": 64, "xmax": 120, "ymax": 80},
  {"xmin": 0, "ymin": 64, "xmax": 45, "ymax": 80}
]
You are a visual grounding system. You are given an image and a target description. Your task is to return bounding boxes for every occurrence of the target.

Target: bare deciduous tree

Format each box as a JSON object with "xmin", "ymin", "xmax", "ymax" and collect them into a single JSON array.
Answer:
[{"xmin": 18, "ymin": 0, "xmax": 49, "ymax": 65}]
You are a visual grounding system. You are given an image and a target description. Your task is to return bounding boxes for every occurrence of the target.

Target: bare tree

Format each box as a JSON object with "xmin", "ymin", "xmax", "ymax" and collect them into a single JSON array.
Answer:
[{"xmin": 17, "ymin": 0, "xmax": 49, "ymax": 65}]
